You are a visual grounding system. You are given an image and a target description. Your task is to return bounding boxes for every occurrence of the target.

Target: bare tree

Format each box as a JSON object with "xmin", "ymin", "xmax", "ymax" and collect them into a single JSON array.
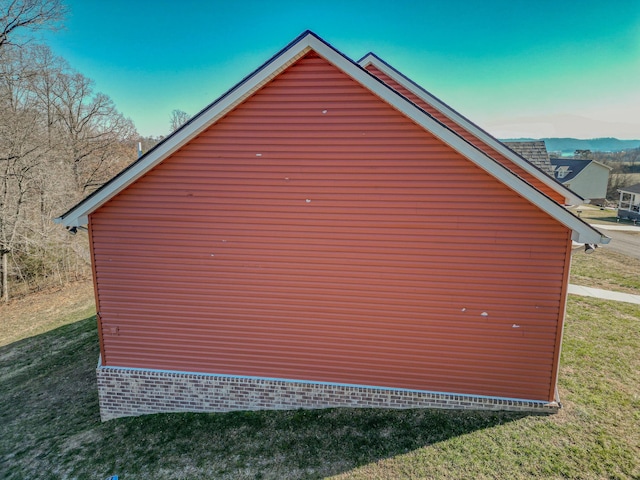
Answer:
[
  {"xmin": 0, "ymin": 0, "xmax": 66, "ymax": 50},
  {"xmin": 607, "ymin": 174, "xmax": 635, "ymax": 202},
  {"xmin": 49, "ymin": 70, "xmax": 137, "ymax": 193},
  {"xmin": 0, "ymin": 2, "xmax": 146, "ymax": 301},
  {"xmin": 26, "ymin": 44, "xmax": 63, "ymax": 144},
  {"xmin": 0, "ymin": 41, "xmax": 137, "ymax": 301},
  {"xmin": 0, "ymin": 46, "xmax": 48, "ymax": 301},
  {"xmin": 170, "ymin": 109, "xmax": 191, "ymax": 132}
]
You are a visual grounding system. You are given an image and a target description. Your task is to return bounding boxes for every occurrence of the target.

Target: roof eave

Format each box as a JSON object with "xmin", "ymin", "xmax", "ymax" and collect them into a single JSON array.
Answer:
[
  {"xmin": 591, "ymin": 160, "xmax": 613, "ymax": 170},
  {"xmin": 573, "ymin": 229, "xmax": 611, "ymax": 245}
]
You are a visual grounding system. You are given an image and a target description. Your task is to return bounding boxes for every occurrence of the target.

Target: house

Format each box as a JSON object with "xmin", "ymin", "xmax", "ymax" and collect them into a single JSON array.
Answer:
[
  {"xmin": 503, "ymin": 141, "xmax": 554, "ymax": 176},
  {"xmin": 550, "ymin": 158, "xmax": 611, "ymax": 204},
  {"xmin": 56, "ymin": 31, "xmax": 609, "ymax": 421},
  {"xmin": 617, "ymin": 183, "xmax": 640, "ymax": 221}
]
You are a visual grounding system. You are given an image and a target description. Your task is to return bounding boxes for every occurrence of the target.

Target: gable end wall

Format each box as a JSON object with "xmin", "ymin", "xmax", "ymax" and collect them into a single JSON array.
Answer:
[{"xmin": 90, "ymin": 53, "xmax": 572, "ymax": 417}]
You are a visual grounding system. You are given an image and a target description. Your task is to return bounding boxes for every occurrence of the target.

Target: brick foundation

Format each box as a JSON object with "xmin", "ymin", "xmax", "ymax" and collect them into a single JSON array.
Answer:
[{"xmin": 96, "ymin": 360, "xmax": 561, "ymax": 421}]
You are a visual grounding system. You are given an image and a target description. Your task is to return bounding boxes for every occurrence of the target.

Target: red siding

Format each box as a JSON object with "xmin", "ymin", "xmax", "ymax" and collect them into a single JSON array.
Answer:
[
  {"xmin": 90, "ymin": 52, "xmax": 571, "ymax": 401},
  {"xmin": 365, "ymin": 64, "xmax": 565, "ymax": 203}
]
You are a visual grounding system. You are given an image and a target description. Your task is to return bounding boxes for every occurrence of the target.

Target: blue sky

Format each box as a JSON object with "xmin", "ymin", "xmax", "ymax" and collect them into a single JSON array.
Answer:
[{"xmin": 41, "ymin": 0, "xmax": 640, "ymax": 139}]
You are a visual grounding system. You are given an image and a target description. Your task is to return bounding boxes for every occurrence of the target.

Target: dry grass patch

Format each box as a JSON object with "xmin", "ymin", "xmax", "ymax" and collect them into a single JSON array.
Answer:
[
  {"xmin": 0, "ymin": 280, "xmax": 95, "ymax": 347},
  {"xmin": 570, "ymin": 248, "xmax": 640, "ymax": 293}
]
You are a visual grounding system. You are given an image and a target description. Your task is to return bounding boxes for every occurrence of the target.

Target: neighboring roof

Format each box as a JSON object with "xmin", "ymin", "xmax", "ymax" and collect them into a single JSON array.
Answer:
[
  {"xmin": 502, "ymin": 141, "xmax": 553, "ymax": 176},
  {"xmin": 357, "ymin": 53, "xmax": 580, "ymax": 205},
  {"xmin": 550, "ymin": 158, "xmax": 591, "ymax": 182},
  {"xmin": 551, "ymin": 158, "xmax": 612, "ymax": 183},
  {"xmin": 618, "ymin": 183, "xmax": 640, "ymax": 195},
  {"xmin": 55, "ymin": 31, "xmax": 608, "ymax": 245}
]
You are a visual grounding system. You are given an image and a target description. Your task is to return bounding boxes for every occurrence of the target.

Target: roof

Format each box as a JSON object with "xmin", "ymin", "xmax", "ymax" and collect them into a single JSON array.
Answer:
[
  {"xmin": 550, "ymin": 158, "xmax": 612, "ymax": 183},
  {"xmin": 357, "ymin": 53, "xmax": 580, "ymax": 205},
  {"xmin": 55, "ymin": 31, "xmax": 608, "ymax": 245},
  {"xmin": 618, "ymin": 183, "xmax": 640, "ymax": 195},
  {"xmin": 550, "ymin": 158, "xmax": 591, "ymax": 182},
  {"xmin": 502, "ymin": 141, "xmax": 554, "ymax": 176}
]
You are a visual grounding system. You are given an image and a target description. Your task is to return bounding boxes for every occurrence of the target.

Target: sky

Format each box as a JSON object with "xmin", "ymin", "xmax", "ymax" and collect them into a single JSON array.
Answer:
[{"xmin": 40, "ymin": 0, "xmax": 640, "ymax": 139}]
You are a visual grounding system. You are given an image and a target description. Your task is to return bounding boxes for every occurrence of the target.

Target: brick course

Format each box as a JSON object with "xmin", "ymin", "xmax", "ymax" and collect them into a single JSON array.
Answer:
[{"xmin": 96, "ymin": 362, "xmax": 561, "ymax": 421}]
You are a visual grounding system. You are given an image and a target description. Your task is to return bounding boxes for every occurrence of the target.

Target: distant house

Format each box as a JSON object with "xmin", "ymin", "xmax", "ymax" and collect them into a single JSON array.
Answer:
[
  {"xmin": 55, "ymin": 31, "xmax": 609, "ymax": 421},
  {"xmin": 550, "ymin": 158, "xmax": 611, "ymax": 204},
  {"xmin": 617, "ymin": 183, "xmax": 640, "ymax": 221},
  {"xmin": 503, "ymin": 141, "xmax": 554, "ymax": 176}
]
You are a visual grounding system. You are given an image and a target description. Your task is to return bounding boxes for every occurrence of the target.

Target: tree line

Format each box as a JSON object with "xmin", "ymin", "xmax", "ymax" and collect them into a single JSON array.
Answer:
[{"xmin": 0, "ymin": 0, "xmax": 144, "ymax": 301}]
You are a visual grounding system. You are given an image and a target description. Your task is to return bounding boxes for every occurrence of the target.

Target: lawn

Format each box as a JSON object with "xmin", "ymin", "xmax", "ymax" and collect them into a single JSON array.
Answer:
[
  {"xmin": 570, "ymin": 205, "xmax": 620, "ymax": 225},
  {"xmin": 0, "ymin": 252, "xmax": 638, "ymax": 479},
  {"xmin": 570, "ymin": 248, "xmax": 640, "ymax": 293},
  {"xmin": 572, "ymin": 203, "xmax": 640, "ymax": 227}
]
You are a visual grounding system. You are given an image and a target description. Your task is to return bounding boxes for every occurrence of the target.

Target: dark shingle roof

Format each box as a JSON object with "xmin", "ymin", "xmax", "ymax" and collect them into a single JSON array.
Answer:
[
  {"xmin": 503, "ymin": 141, "xmax": 553, "ymax": 176},
  {"xmin": 619, "ymin": 183, "xmax": 640, "ymax": 194},
  {"xmin": 549, "ymin": 158, "xmax": 591, "ymax": 182}
]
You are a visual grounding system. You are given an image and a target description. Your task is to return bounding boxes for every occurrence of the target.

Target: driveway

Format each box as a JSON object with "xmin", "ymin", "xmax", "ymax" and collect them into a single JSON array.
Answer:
[{"xmin": 598, "ymin": 228, "xmax": 640, "ymax": 260}]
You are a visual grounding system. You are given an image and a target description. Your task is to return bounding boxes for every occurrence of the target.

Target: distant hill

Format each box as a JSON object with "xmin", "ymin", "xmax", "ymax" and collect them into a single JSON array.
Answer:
[{"xmin": 500, "ymin": 137, "xmax": 640, "ymax": 154}]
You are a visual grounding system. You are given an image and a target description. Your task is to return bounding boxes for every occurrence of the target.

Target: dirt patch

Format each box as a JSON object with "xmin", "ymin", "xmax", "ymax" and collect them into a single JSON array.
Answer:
[{"xmin": 0, "ymin": 280, "xmax": 95, "ymax": 347}]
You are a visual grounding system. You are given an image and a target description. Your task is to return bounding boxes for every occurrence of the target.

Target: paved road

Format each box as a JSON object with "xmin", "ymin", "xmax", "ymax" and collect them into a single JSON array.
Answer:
[{"xmin": 598, "ymin": 229, "xmax": 640, "ymax": 260}]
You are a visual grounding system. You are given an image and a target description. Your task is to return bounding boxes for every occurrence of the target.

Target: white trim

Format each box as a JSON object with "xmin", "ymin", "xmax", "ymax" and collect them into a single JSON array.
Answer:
[
  {"xmin": 56, "ymin": 31, "xmax": 608, "ymax": 244},
  {"xmin": 591, "ymin": 159, "xmax": 613, "ymax": 171},
  {"xmin": 358, "ymin": 53, "xmax": 583, "ymax": 206}
]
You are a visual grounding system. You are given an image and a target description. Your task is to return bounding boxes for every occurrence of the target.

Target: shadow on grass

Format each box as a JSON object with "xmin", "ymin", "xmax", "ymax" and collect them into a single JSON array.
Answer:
[{"xmin": 0, "ymin": 317, "xmax": 531, "ymax": 480}]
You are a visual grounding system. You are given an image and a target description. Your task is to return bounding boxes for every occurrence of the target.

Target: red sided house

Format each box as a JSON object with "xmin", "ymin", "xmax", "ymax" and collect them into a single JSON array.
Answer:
[{"xmin": 56, "ymin": 32, "xmax": 609, "ymax": 421}]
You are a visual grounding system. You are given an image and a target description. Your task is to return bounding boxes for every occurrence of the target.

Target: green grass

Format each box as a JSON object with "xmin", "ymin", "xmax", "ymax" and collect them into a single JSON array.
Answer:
[
  {"xmin": 0, "ymin": 319, "xmax": 530, "ymax": 479},
  {"xmin": 1, "ymin": 269, "xmax": 639, "ymax": 478},
  {"xmin": 573, "ymin": 204, "xmax": 640, "ymax": 227},
  {"xmin": 571, "ymin": 205, "xmax": 620, "ymax": 225},
  {"xmin": 571, "ymin": 248, "xmax": 640, "ymax": 293}
]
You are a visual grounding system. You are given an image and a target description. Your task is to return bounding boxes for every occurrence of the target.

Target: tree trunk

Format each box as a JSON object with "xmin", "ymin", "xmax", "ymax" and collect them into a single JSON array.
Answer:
[{"xmin": 1, "ymin": 250, "xmax": 8, "ymax": 303}]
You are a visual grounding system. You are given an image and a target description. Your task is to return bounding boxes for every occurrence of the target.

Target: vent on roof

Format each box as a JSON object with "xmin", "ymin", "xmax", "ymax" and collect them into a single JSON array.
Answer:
[{"xmin": 556, "ymin": 166, "xmax": 571, "ymax": 179}]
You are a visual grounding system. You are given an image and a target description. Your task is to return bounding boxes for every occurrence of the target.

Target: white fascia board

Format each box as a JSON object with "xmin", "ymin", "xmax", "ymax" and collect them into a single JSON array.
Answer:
[
  {"xmin": 308, "ymin": 41, "xmax": 607, "ymax": 244},
  {"xmin": 591, "ymin": 160, "xmax": 613, "ymax": 171},
  {"xmin": 56, "ymin": 37, "xmax": 314, "ymax": 227},
  {"xmin": 357, "ymin": 53, "xmax": 584, "ymax": 206}
]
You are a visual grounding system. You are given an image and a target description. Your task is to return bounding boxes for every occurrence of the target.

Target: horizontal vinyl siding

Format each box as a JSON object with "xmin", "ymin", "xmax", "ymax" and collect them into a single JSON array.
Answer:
[
  {"xmin": 365, "ymin": 64, "xmax": 564, "ymax": 203},
  {"xmin": 91, "ymin": 52, "xmax": 570, "ymax": 401}
]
